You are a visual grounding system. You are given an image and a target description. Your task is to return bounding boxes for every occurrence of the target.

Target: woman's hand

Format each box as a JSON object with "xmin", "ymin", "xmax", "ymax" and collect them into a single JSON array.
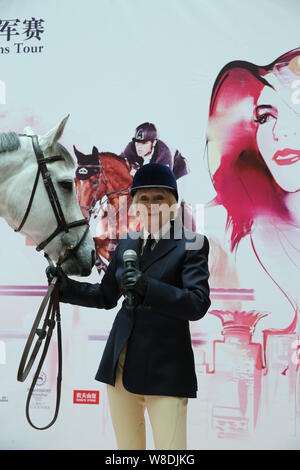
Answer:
[
  {"xmin": 45, "ymin": 265, "xmax": 69, "ymax": 294},
  {"xmin": 121, "ymin": 267, "xmax": 148, "ymax": 303}
]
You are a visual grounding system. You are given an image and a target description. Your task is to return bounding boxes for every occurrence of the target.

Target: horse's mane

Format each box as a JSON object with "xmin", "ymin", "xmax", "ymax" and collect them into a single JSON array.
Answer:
[
  {"xmin": 0, "ymin": 132, "xmax": 75, "ymax": 169},
  {"xmin": 99, "ymin": 151, "xmax": 127, "ymax": 163},
  {"xmin": 96, "ymin": 152, "xmax": 132, "ymax": 189},
  {"xmin": 98, "ymin": 151, "xmax": 131, "ymax": 174},
  {"xmin": 0, "ymin": 132, "xmax": 20, "ymax": 153}
]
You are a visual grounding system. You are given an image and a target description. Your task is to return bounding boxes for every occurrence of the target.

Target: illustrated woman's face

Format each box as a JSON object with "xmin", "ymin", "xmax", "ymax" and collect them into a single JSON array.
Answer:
[{"xmin": 255, "ymin": 85, "xmax": 300, "ymax": 192}]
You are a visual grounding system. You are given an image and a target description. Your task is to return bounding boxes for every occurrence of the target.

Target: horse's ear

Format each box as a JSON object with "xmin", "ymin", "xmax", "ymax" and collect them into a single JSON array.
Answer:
[
  {"xmin": 39, "ymin": 114, "xmax": 70, "ymax": 151},
  {"xmin": 73, "ymin": 145, "xmax": 84, "ymax": 161},
  {"xmin": 92, "ymin": 146, "xmax": 99, "ymax": 157}
]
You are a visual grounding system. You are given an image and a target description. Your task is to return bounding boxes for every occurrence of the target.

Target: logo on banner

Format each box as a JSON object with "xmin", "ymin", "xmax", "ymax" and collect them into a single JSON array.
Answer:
[
  {"xmin": 73, "ymin": 390, "xmax": 99, "ymax": 405},
  {"xmin": 136, "ymin": 129, "xmax": 144, "ymax": 140},
  {"xmin": 0, "ymin": 17, "xmax": 45, "ymax": 55},
  {"xmin": 29, "ymin": 370, "xmax": 51, "ymax": 411},
  {"xmin": 36, "ymin": 372, "xmax": 47, "ymax": 387}
]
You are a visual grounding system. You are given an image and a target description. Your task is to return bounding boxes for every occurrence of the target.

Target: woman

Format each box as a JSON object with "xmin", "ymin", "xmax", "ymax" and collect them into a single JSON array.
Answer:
[
  {"xmin": 47, "ymin": 162, "xmax": 211, "ymax": 450},
  {"xmin": 207, "ymin": 48, "xmax": 300, "ymax": 332}
]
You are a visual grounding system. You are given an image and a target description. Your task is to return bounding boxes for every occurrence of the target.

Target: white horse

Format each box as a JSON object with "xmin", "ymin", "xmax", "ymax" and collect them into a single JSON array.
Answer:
[{"xmin": 0, "ymin": 115, "xmax": 95, "ymax": 276}]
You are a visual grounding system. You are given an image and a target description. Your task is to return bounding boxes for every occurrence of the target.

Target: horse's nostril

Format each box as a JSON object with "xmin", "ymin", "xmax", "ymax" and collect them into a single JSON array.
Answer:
[{"xmin": 91, "ymin": 249, "xmax": 96, "ymax": 267}]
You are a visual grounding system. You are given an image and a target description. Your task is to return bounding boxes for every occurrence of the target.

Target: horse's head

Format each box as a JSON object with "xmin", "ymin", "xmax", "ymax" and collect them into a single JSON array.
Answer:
[
  {"xmin": 1, "ymin": 116, "xmax": 96, "ymax": 276},
  {"xmin": 74, "ymin": 145, "xmax": 104, "ymax": 220},
  {"xmin": 74, "ymin": 147, "xmax": 133, "ymax": 223}
]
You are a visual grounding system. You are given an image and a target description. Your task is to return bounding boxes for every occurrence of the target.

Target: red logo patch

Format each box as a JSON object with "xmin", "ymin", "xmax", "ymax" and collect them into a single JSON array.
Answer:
[{"xmin": 73, "ymin": 390, "xmax": 99, "ymax": 404}]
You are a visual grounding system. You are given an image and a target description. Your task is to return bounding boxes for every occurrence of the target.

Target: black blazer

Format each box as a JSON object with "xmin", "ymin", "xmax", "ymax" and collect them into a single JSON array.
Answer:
[{"xmin": 60, "ymin": 221, "xmax": 211, "ymax": 398}]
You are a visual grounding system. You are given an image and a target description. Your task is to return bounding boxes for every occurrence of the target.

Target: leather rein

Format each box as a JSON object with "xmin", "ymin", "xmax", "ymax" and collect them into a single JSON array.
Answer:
[{"xmin": 16, "ymin": 134, "xmax": 90, "ymax": 430}]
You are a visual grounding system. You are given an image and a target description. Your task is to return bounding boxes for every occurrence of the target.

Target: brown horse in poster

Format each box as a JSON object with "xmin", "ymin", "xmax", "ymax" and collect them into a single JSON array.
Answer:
[{"xmin": 74, "ymin": 146, "xmax": 142, "ymax": 273}]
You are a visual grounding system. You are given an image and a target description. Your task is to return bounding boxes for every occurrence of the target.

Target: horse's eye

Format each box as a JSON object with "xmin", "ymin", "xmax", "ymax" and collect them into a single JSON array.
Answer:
[{"xmin": 59, "ymin": 180, "xmax": 73, "ymax": 191}]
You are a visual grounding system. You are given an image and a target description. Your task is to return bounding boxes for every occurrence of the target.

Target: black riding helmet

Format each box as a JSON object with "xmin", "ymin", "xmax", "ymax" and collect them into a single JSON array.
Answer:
[{"xmin": 130, "ymin": 163, "xmax": 178, "ymax": 202}]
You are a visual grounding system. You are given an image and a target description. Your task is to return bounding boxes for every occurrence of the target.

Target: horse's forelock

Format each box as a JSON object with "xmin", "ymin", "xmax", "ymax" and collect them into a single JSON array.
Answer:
[
  {"xmin": 53, "ymin": 142, "xmax": 75, "ymax": 169},
  {"xmin": 0, "ymin": 133, "xmax": 75, "ymax": 171}
]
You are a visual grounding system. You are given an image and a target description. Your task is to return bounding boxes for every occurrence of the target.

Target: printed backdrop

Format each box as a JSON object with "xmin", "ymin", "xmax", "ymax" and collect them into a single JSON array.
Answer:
[{"xmin": 0, "ymin": 0, "xmax": 300, "ymax": 450}]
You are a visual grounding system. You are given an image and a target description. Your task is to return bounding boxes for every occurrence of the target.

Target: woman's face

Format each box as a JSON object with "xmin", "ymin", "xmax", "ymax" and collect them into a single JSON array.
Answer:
[
  {"xmin": 255, "ymin": 85, "xmax": 300, "ymax": 192},
  {"xmin": 135, "ymin": 188, "xmax": 172, "ymax": 233}
]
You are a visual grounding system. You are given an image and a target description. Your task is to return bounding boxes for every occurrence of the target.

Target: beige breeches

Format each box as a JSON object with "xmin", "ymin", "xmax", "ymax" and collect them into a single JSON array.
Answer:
[{"xmin": 106, "ymin": 342, "xmax": 188, "ymax": 450}]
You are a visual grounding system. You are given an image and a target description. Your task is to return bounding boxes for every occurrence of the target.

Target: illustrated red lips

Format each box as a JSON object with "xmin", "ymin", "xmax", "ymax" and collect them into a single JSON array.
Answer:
[{"xmin": 273, "ymin": 148, "xmax": 300, "ymax": 166}]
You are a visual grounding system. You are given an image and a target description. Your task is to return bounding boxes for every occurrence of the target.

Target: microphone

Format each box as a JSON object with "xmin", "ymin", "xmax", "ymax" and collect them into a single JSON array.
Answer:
[{"xmin": 123, "ymin": 249, "xmax": 138, "ymax": 310}]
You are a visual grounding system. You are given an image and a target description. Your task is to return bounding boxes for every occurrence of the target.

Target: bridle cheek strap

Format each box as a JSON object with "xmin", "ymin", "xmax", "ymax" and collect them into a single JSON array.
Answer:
[{"xmin": 15, "ymin": 134, "xmax": 89, "ymax": 256}]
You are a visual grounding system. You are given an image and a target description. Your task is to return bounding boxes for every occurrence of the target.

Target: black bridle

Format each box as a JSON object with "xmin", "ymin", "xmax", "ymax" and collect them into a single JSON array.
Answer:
[
  {"xmin": 15, "ymin": 134, "xmax": 90, "ymax": 262},
  {"xmin": 16, "ymin": 134, "xmax": 91, "ymax": 430}
]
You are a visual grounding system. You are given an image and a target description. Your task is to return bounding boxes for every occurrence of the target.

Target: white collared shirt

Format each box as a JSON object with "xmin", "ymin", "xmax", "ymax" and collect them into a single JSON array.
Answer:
[{"xmin": 141, "ymin": 219, "xmax": 172, "ymax": 251}]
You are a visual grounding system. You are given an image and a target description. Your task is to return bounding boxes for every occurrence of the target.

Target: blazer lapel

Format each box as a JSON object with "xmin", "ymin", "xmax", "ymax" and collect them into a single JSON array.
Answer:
[
  {"xmin": 140, "ymin": 235, "xmax": 177, "ymax": 272},
  {"xmin": 122, "ymin": 221, "xmax": 179, "ymax": 272}
]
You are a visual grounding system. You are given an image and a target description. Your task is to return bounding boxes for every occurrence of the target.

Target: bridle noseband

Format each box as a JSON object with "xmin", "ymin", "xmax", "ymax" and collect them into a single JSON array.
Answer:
[{"xmin": 16, "ymin": 134, "xmax": 90, "ymax": 265}]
